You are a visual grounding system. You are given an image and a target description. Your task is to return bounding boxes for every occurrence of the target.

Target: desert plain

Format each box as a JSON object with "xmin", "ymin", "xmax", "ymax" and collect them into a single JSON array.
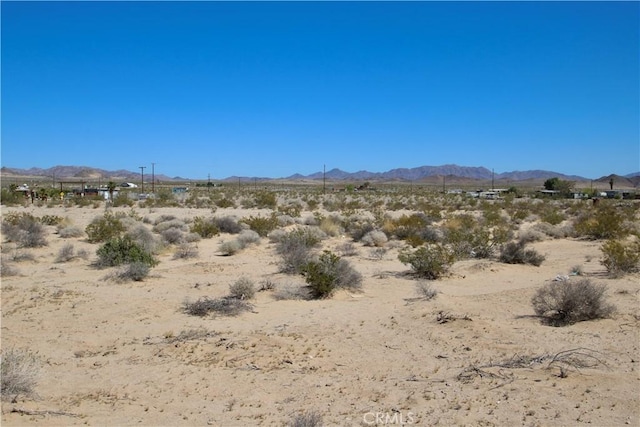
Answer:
[{"xmin": 1, "ymin": 188, "xmax": 638, "ymax": 426}]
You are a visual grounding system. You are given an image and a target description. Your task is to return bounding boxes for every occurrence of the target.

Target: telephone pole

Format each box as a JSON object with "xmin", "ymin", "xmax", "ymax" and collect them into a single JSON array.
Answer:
[
  {"xmin": 323, "ymin": 164, "xmax": 326, "ymax": 194},
  {"xmin": 139, "ymin": 166, "xmax": 146, "ymax": 193},
  {"xmin": 151, "ymin": 163, "xmax": 155, "ymax": 193}
]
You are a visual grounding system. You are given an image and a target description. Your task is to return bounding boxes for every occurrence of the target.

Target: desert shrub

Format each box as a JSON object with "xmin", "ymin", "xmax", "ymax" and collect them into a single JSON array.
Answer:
[
  {"xmin": 58, "ymin": 226, "xmax": 84, "ymax": 238},
  {"xmin": 190, "ymin": 216, "xmax": 219, "ymax": 238},
  {"xmin": 218, "ymin": 240, "xmax": 243, "ymax": 256},
  {"xmin": 152, "ymin": 218, "xmax": 188, "ymax": 233},
  {"xmin": 1, "ymin": 347, "xmax": 40, "ymax": 399},
  {"xmin": 85, "ymin": 212, "xmax": 125, "ymax": 243},
  {"xmin": 338, "ymin": 242, "xmax": 358, "ymax": 257},
  {"xmin": 183, "ymin": 297, "xmax": 252, "ymax": 317},
  {"xmin": 276, "ymin": 228, "xmax": 323, "ymax": 274},
  {"xmin": 0, "ymin": 188, "xmax": 24, "ymax": 206},
  {"xmin": 398, "ymin": 244, "xmax": 454, "ymax": 280},
  {"xmin": 279, "ymin": 202, "xmax": 302, "ymax": 218},
  {"xmin": 55, "ymin": 243, "xmax": 76, "ymax": 263},
  {"xmin": 95, "ymin": 235, "xmax": 158, "ymax": 268},
  {"xmin": 215, "ymin": 197, "xmax": 235, "ymax": 208},
  {"xmin": 154, "ymin": 214, "xmax": 177, "ymax": 224},
  {"xmin": 384, "ymin": 213, "xmax": 431, "ymax": 245},
  {"xmin": 173, "ymin": 243, "xmax": 198, "ymax": 259},
  {"xmin": 273, "ymin": 283, "xmax": 311, "ymax": 301},
  {"xmin": 532, "ymin": 222, "xmax": 571, "ymax": 239},
  {"xmin": 361, "ymin": 230, "xmax": 388, "ymax": 247},
  {"xmin": 319, "ymin": 216, "xmax": 344, "ymax": 237},
  {"xmin": 161, "ymin": 227, "xmax": 184, "ymax": 244},
  {"xmin": 540, "ymin": 207, "xmax": 566, "ymax": 225},
  {"xmin": 499, "ymin": 241, "xmax": 545, "ymax": 266},
  {"xmin": 345, "ymin": 218, "xmax": 376, "ymax": 242},
  {"xmin": 237, "ymin": 229, "xmax": 261, "ymax": 246},
  {"xmin": 531, "ymin": 278, "xmax": 616, "ymax": 326},
  {"xmin": 229, "ymin": 277, "xmax": 256, "ymax": 300},
  {"xmin": 241, "ymin": 214, "xmax": 279, "ymax": 237},
  {"xmin": 258, "ymin": 279, "xmax": 276, "ymax": 291},
  {"xmin": 1, "ymin": 259, "xmax": 19, "ymax": 276},
  {"xmin": 302, "ymin": 251, "xmax": 362, "ymax": 299},
  {"xmin": 215, "ymin": 216, "xmax": 243, "ymax": 234},
  {"xmin": 442, "ymin": 214, "xmax": 500, "ymax": 259},
  {"xmin": 601, "ymin": 239, "xmax": 640, "ymax": 277},
  {"xmin": 277, "ymin": 214, "xmax": 296, "ymax": 227},
  {"xmin": 289, "ymin": 411, "xmax": 323, "ymax": 427},
  {"xmin": 416, "ymin": 281, "xmax": 438, "ymax": 300},
  {"xmin": 518, "ymin": 229, "xmax": 546, "ymax": 244},
  {"xmin": 573, "ymin": 203, "xmax": 627, "ymax": 240},
  {"xmin": 253, "ymin": 191, "xmax": 277, "ymax": 209},
  {"xmin": 369, "ymin": 247, "xmax": 387, "ymax": 260},
  {"xmin": 38, "ymin": 215, "xmax": 63, "ymax": 226},
  {"xmin": 2, "ymin": 213, "xmax": 48, "ymax": 248},
  {"xmin": 114, "ymin": 262, "xmax": 150, "ymax": 282},
  {"xmin": 127, "ymin": 225, "xmax": 161, "ymax": 254},
  {"xmin": 184, "ymin": 232, "xmax": 201, "ymax": 243}
]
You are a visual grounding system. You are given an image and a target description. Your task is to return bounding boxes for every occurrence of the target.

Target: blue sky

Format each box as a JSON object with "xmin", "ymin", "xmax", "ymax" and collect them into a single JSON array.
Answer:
[{"xmin": 2, "ymin": 1, "xmax": 638, "ymax": 180}]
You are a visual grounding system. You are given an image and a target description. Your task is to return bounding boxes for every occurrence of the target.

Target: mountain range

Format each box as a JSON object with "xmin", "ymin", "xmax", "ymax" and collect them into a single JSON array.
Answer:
[{"xmin": 1, "ymin": 165, "xmax": 639, "ymax": 186}]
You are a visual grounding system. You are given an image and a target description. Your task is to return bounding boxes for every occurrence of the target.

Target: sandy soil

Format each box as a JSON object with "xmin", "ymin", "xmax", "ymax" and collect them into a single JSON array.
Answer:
[{"xmin": 1, "ymin": 204, "xmax": 638, "ymax": 426}]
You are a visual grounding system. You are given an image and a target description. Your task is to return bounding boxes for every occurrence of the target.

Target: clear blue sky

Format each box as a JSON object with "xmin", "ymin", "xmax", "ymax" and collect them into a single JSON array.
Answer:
[{"xmin": 2, "ymin": 1, "xmax": 638, "ymax": 179}]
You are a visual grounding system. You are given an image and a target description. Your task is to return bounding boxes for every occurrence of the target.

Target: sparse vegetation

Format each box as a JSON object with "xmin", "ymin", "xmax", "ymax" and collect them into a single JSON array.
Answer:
[
  {"xmin": 1, "ymin": 347, "xmax": 40, "ymax": 399},
  {"xmin": 302, "ymin": 250, "xmax": 362, "ymax": 299},
  {"xmin": 228, "ymin": 277, "xmax": 256, "ymax": 300},
  {"xmin": 531, "ymin": 278, "xmax": 616, "ymax": 326},
  {"xmin": 398, "ymin": 244, "xmax": 454, "ymax": 279},
  {"xmin": 2, "ymin": 213, "xmax": 48, "ymax": 248},
  {"xmin": 85, "ymin": 212, "xmax": 125, "ymax": 243},
  {"xmin": 499, "ymin": 240, "xmax": 545, "ymax": 266},
  {"xmin": 601, "ymin": 239, "xmax": 640, "ymax": 277},
  {"xmin": 95, "ymin": 235, "xmax": 158, "ymax": 268}
]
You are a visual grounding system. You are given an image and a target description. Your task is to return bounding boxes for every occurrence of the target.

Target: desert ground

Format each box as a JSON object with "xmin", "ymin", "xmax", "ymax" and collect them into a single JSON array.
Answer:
[{"xmin": 1, "ymin": 191, "xmax": 638, "ymax": 426}]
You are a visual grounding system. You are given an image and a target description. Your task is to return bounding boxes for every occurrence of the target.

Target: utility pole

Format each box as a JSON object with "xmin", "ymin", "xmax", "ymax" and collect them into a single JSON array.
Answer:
[
  {"xmin": 491, "ymin": 168, "xmax": 495, "ymax": 191},
  {"xmin": 323, "ymin": 164, "xmax": 326, "ymax": 194},
  {"xmin": 139, "ymin": 166, "xmax": 146, "ymax": 194},
  {"xmin": 151, "ymin": 163, "xmax": 155, "ymax": 193},
  {"xmin": 208, "ymin": 173, "xmax": 211, "ymax": 193}
]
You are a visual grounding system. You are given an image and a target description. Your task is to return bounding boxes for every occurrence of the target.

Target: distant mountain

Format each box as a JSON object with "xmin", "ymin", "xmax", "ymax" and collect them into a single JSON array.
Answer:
[
  {"xmin": 0, "ymin": 164, "xmax": 615, "ymax": 183},
  {"xmin": 288, "ymin": 165, "xmax": 588, "ymax": 182},
  {"xmin": 0, "ymin": 166, "xmax": 185, "ymax": 182}
]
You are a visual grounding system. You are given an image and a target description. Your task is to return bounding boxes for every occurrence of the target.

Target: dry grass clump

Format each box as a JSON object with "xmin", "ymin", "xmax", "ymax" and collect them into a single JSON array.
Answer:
[
  {"xmin": 183, "ymin": 297, "xmax": 253, "ymax": 317},
  {"xmin": 416, "ymin": 281, "xmax": 438, "ymax": 300},
  {"xmin": 273, "ymin": 283, "xmax": 311, "ymax": 301},
  {"xmin": 58, "ymin": 225, "xmax": 84, "ymax": 238},
  {"xmin": 112, "ymin": 262, "xmax": 150, "ymax": 282},
  {"xmin": 228, "ymin": 277, "xmax": 256, "ymax": 300},
  {"xmin": 173, "ymin": 243, "xmax": 199, "ymax": 259},
  {"xmin": 2, "ymin": 213, "xmax": 48, "ymax": 248},
  {"xmin": 289, "ymin": 410, "xmax": 323, "ymax": 427},
  {"xmin": 1, "ymin": 347, "xmax": 40, "ymax": 400},
  {"xmin": 532, "ymin": 278, "xmax": 616, "ymax": 326},
  {"xmin": 55, "ymin": 243, "xmax": 89, "ymax": 263}
]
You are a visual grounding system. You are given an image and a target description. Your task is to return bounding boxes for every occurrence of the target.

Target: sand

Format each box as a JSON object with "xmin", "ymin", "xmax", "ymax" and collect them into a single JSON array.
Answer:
[{"xmin": 1, "ymin": 204, "xmax": 638, "ymax": 426}]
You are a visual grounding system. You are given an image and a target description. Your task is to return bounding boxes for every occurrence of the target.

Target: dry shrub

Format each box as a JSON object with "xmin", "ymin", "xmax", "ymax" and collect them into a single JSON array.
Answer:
[
  {"xmin": 58, "ymin": 226, "xmax": 84, "ymax": 238},
  {"xmin": 114, "ymin": 262, "xmax": 150, "ymax": 282},
  {"xmin": 416, "ymin": 281, "xmax": 438, "ymax": 300},
  {"xmin": 303, "ymin": 250, "xmax": 362, "ymax": 299},
  {"xmin": 55, "ymin": 243, "xmax": 76, "ymax": 263},
  {"xmin": 1, "ymin": 259, "xmax": 19, "ymax": 277},
  {"xmin": 237, "ymin": 229, "xmax": 260, "ymax": 246},
  {"xmin": 289, "ymin": 411, "xmax": 323, "ymax": 427},
  {"xmin": 319, "ymin": 216, "xmax": 343, "ymax": 237},
  {"xmin": 228, "ymin": 277, "xmax": 256, "ymax": 300},
  {"xmin": 183, "ymin": 297, "xmax": 252, "ymax": 317},
  {"xmin": 1, "ymin": 347, "xmax": 40, "ymax": 399},
  {"xmin": 215, "ymin": 216, "xmax": 243, "ymax": 234},
  {"xmin": 499, "ymin": 241, "xmax": 544, "ymax": 266},
  {"xmin": 398, "ymin": 244, "xmax": 454, "ymax": 280},
  {"xmin": 532, "ymin": 278, "xmax": 616, "ymax": 326},
  {"xmin": 273, "ymin": 283, "xmax": 310, "ymax": 301},
  {"xmin": 173, "ymin": 243, "xmax": 198, "ymax": 259},
  {"xmin": 532, "ymin": 222, "xmax": 571, "ymax": 239},
  {"xmin": 219, "ymin": 240, "xmax": 243, "ymax": 256},
  {"xmin": 161, "ymin": 228, "xmax": 184, "ymax": 244},
  {"xmin": 361, "ymin": 230, "xmax": 388, "ymax": 247},
  {"xmin": 2, "ymin": 213, "xmax": 48, "ymax": 248}
]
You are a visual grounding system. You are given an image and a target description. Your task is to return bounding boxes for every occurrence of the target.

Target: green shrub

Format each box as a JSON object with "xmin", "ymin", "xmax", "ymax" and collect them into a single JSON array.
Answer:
[
  {"xmin": 601, "ymin": 239, "xmax": 640, "ymax": 277},
  {"xmin": 85, "ymin": 212, "xmax": 125, "ymax": 243},
  {"xmin": 398, "ymin": 245, "xmax": 454, "ymax": 280},
  {"xmin": 190, "ymin": 216, "xmax": 219, "ymax": 238},
  {"xmin": 302, "ymin": 251, "xmax": 362, "ymax": 299},
  {"xmin": 573, "ymin": 204, "xmax": 627, "ymax": 240},
  {"xmin": 0, "ymin": 188, "xmax": 24, "ymax": 206},
  {"xmin": 531, "ymin": 278, "xmax": 615, "ymax": 326},
  {"xmin": 95, "ymin": 235, "xmax": 158, "ymax": 268},
  {"xmin": 241, "ymin": 214, "xmax": 279, "ymax": 237},
  {"xmin": 253, "ymin": 191, "xmax": 277, "ymax": 209}
]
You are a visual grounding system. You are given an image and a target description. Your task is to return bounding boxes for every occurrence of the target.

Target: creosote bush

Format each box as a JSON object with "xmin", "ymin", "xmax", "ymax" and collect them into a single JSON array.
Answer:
[
  {"xmin": 398, "ymin": 244, "xmax": 454, "ymax": 280},
  {"xmin": 531, "ymin": 278, "xmax": 616, "ymax": 326},
  {"xmin": 302, "ymin": 250, "xmax": 362, "ymax": 299},
  {"xmin": 85, "ymin": 212, "xmax": 125, "ymax": 243},
  {"xmin": 95, "ymin": 235, "xmax": 158, "ymax": 268},
  {"xmin": 1, "ymin": 347, "xmax": 40, "ymax": 399},
  {"xmin": 276, "ymin": 228, "xmax": 323, "ymax": 274},
  {"xmin": 190, "ymin": 216, "xmax": 219, "ymax": 238},
  {"xmin": 573, "ymin": 203, "xmax": 628, "ymax": 240},
  {"xmin": 241, "ymin": 214, "xmax": 279, "ymax": 237},
  {"xmin": 183, "ymin": 297, "xmax": 253, "ymax": 317},
  {"xmin": 601, "ymin": 239, "xmax": 640, "ymax": 277}
]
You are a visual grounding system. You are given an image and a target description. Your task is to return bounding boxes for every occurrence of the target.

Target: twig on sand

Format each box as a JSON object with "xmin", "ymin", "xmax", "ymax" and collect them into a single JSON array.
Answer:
[{"xmin": 10, "ymin": 407, "xmax": 81, "ymax": 418}]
